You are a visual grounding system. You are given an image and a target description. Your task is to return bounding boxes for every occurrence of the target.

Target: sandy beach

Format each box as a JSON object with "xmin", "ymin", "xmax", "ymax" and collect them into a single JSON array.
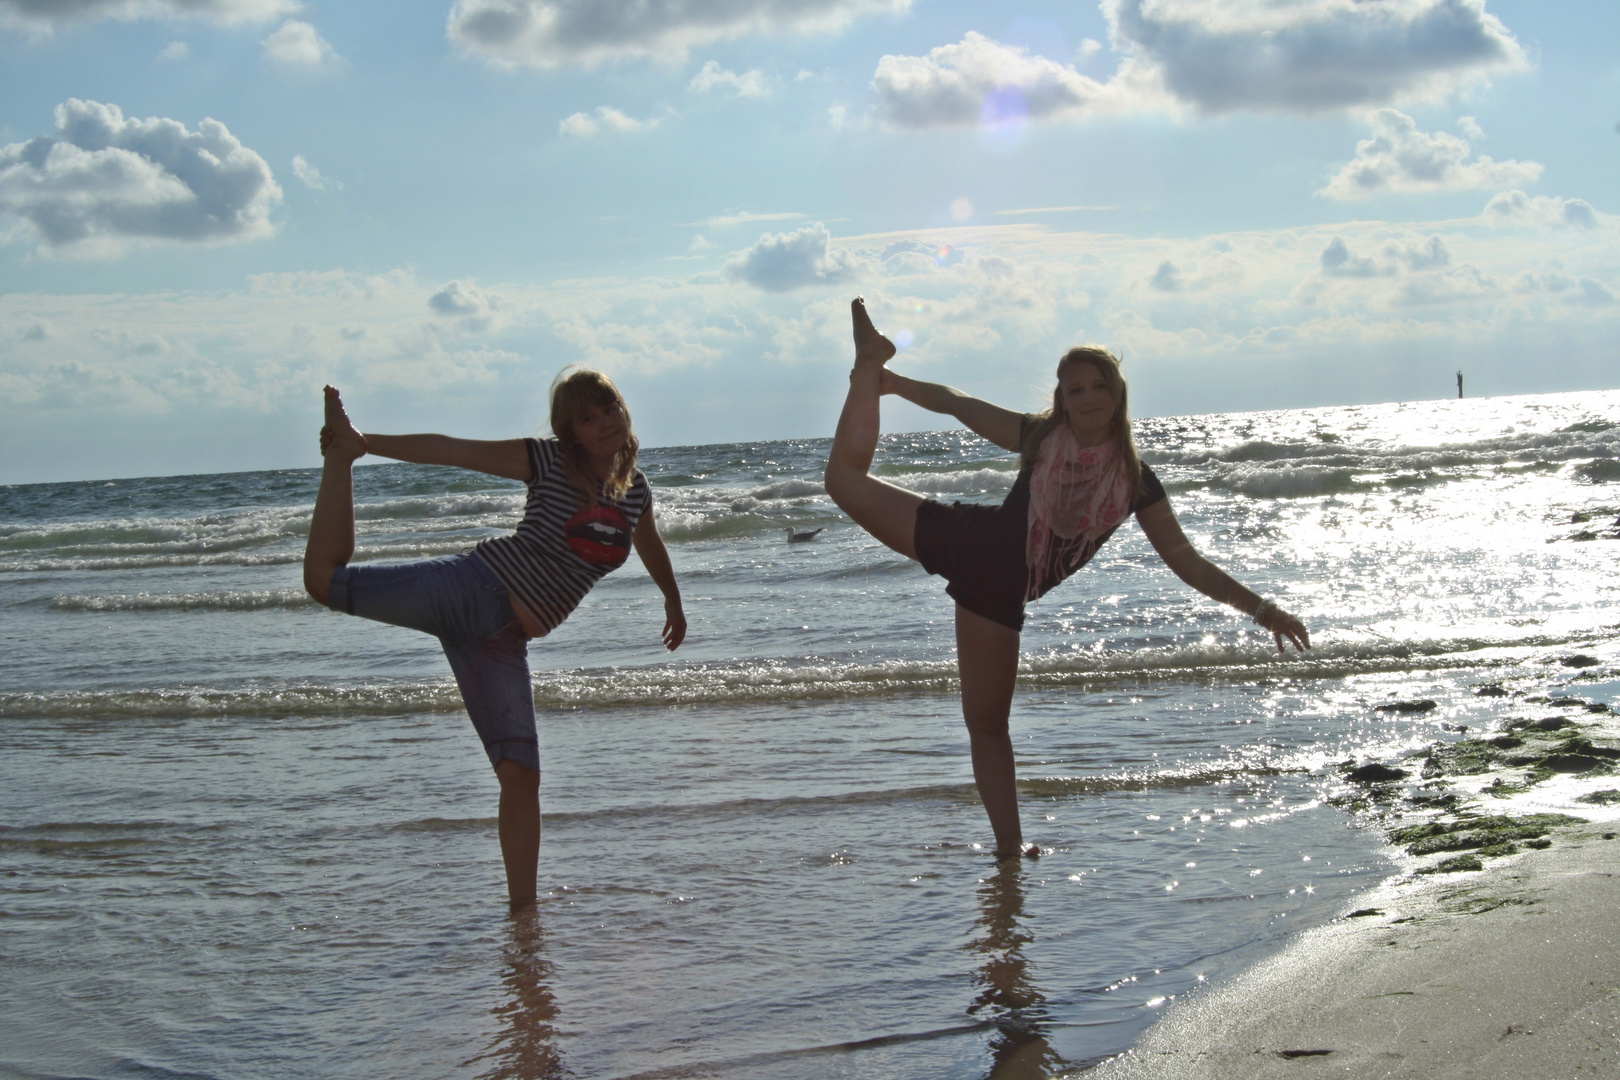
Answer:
[{"xmin": 1092, "ymin": 678, "xmax": 1620, "ymax": 1079}]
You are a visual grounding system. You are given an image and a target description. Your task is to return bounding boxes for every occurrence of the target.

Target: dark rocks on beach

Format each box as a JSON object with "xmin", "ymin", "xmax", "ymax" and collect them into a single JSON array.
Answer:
[
  {"xmin": 1562, "ymin": 655, "xmax": 1602, "ymax": 668},
  {"xmin": 1576, "ymin": 789, "xmax": 1620, "ymax": 806},
  {"xmin": 1347, "ymin": 762, "xmax": 1410, "ymax": 784},
  {"xmin": 1345, "ymin": 908, "xmax": 1383, "ymax": 918},
  {"xmin": 1419, "ymin": 854, "xmax": 1484, "ymax": 874},
  {"xmin": 1376, "ymin": 699, "xmax": 1438, "ymax": 713},
  {"xmin": 1473, "ymin": 684, "xmax": 1510, "ymax": 697},
  {"xmin": 1390, "ymin": 813, "xmax": 1582, "ymax": 858}
]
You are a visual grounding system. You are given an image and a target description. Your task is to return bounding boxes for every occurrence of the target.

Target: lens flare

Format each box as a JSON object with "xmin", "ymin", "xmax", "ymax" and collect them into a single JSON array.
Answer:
[
  {"xmin": 893, "ymin": 329, "xmax": 914, "ymax": 350},
  {"xmin": 950, "ymin": 198, "xmax": 973, "ymax": 220}
]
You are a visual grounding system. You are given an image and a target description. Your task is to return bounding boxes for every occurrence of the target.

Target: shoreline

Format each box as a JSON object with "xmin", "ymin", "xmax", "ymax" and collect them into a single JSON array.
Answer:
[{"xmin": 1087, "ymin": 664, "xmax": 1620, "ymax": 1078}]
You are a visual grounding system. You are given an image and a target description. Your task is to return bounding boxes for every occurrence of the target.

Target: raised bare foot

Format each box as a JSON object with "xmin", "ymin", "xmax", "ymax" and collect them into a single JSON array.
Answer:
[
  {"xmin": 321, "ymin": 385, "xmax": 368, "ymax": 462},
  {"xmin": 851, "ymin": 297, "xmax": 896, "ymax": 367}
]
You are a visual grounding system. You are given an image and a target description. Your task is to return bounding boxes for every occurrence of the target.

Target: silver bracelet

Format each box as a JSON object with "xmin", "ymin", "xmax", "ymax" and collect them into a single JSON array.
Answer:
[{"xmin": 1251, "ymin": 599, "xmax": 1278, "ymax": 625}]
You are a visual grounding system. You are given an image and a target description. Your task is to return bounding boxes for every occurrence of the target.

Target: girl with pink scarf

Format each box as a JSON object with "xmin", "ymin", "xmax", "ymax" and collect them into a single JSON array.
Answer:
[{"xmin": 825, "ymin": 299, "xmax": 1310, "ymax": 859}]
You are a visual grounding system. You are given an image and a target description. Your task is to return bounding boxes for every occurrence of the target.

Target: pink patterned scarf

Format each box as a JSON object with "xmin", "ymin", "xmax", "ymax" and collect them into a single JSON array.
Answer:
[{"xmin": 1025, "ymin": 426, "xmax": 1133, "ymax": 600}]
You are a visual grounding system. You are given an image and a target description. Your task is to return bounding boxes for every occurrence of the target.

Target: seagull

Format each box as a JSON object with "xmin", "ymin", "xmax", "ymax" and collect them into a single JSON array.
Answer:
[{"xmin": 784, "ymin": 527, "xmax": 824, "ymax": 543}]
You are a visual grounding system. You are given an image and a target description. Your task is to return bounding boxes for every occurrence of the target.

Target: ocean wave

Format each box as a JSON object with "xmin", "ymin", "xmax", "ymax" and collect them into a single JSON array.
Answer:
[
  {"xmin": 48, "ymin": 589, "xmax": 315, "ymax": 612},
  {"xmin": 1149, "ymin": 425, "xmax": 1620, "ymax": 480},
  {"xmin": 1203, "ymin": 465, "xmax": 1365, "ymax": 499},
  {"xmin": 0, "ymin": 539, "xmax": 473, "ymax": 573},
  {"xmin": 3, "ymin": 629, "xmax": 1603, "ymax": 720}
]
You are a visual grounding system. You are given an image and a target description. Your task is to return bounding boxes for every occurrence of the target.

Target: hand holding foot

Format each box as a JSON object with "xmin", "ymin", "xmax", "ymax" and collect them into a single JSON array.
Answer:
[
  {"xmin": 321, "ymin": 386, "xmax": 368, "ymax": 462},
  {"xmin": 851, "ymin": 297, "xmax": 896, "ymax": 367}
]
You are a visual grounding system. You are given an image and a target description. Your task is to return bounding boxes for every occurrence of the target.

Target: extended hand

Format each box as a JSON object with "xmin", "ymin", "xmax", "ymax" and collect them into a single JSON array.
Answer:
[
  {"xmin": 662, "ymin": 600, "xmax": 688, "ymax": 651},
  {"xmin": 1259, "ymin": 606, "xmax": 1310, "ymax": 653}
]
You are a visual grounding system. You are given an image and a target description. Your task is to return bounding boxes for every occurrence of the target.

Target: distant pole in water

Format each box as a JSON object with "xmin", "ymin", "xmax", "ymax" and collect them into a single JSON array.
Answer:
[{"xmin": 1457, "ymin": 370, "xmax": 1464, "ymax": 399}]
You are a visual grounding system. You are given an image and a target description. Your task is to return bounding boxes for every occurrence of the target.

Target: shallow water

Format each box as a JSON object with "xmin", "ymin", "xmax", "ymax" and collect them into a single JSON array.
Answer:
[{"xmin": 3, "ymin": 390, "xmax": 1619, "ymax": 1078}]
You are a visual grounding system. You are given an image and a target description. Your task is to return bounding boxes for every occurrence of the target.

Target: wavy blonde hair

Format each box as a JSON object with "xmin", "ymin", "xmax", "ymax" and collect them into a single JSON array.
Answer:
[
  {"xmin": 549, "ymin": 366, "xmax": 640, "ymax": 506},
  {"xmin": 1019, "ymin": 346, "xmax": 1145, "ymax": 493}
]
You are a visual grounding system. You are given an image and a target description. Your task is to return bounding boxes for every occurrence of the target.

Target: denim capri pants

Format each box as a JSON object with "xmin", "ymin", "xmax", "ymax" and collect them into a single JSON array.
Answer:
[{"xmin": 326, "ymin": 552, "xmax": 539, "ymax": 772}]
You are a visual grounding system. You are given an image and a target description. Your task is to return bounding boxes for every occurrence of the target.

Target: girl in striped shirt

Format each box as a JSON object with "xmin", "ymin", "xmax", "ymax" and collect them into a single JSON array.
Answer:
[{"xmin": 303, "ymin": 368, "xmax": 685, "ymax": 912}]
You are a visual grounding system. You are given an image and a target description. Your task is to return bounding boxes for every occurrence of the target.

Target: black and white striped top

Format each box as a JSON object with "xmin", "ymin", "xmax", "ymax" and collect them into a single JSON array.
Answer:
[{"xmin": 475, "ymin": 438, "xmax": 652, "ymax": 635}]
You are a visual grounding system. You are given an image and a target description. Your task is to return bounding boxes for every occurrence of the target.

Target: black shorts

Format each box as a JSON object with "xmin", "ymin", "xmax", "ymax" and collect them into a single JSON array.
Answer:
[{"xmin": 914, "ymin": 498, "xmax": 1027, "ymax": 632}]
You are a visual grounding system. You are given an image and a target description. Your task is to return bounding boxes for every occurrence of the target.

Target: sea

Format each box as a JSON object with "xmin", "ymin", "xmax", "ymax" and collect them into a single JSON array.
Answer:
[{"xmin": 3, "ymin": 389, "xmax": 1619, "ymax": 1080}]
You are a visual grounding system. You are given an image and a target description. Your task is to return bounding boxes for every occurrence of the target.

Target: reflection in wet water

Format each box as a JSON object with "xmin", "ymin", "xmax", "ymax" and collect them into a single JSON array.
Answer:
[
  {"xmin": 470, "ymin": 912, "xmax": 571, "ymax": 1080},
  {"xmin": 969, "ymin": 864, "xmax": 1069, "ymax": 1079}
]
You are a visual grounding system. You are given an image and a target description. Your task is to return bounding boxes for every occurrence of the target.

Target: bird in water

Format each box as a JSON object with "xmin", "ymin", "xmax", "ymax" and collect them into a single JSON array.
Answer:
[{"xmin": 784, "ymin": 527, "xmax": 824, "ymax": 543}]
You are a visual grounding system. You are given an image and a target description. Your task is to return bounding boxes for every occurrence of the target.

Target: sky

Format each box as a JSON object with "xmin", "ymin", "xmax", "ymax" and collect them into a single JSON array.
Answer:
[{"xmin": 0, "ymin": 0, "xmax": 1615, "ymax": 485}]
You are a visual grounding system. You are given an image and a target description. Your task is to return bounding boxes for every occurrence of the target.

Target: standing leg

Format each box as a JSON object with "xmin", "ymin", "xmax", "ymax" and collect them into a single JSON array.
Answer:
[
  {"xmin": 303, "ymin": 386, "xmax": 368, "ymax": 606},
  {"xmin": 955, "ymin": 603, "xmax": 1033, "ymax": 858},
  {"xmin": 824, "ymin": 298, "xmax": 924, "ymax": 557},
  {"xmin": 495, "ymin": 760, "xmax": 541, "ymax": 911}
]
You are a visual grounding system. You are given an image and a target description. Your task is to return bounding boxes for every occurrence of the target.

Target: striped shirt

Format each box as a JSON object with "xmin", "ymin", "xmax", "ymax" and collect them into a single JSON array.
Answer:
[{"xmin": 475, "ymin": 438, "xmax": 652, "ymax": 635}]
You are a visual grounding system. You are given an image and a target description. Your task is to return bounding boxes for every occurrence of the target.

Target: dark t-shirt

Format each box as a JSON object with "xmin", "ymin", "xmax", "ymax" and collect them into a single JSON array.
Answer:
[{"xmin": 913, "ymin": 424, "xmax": 1167, "ymax": 630}]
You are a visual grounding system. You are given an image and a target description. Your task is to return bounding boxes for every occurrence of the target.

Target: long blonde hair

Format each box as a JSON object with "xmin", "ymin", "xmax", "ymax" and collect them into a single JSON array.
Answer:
[
  {"xmin": 548, "ymin": 366, "xmax": 639, "ymax": 506},
  {"xmin": 1019, "ymin": 346, "xmax": 1144, "ymax": 493}
]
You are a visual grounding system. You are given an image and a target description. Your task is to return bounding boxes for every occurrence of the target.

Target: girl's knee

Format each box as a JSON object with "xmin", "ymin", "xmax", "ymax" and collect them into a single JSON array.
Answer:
[{"xmin": 495, "ymin": 758, "xmax": 540, "ymax": 790}]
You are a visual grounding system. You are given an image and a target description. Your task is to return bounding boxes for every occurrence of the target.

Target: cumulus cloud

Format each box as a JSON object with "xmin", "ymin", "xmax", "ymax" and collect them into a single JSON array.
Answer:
[
  {"xmin": 722, "ymin": 222, "xmax": 857, "ymax": 291},
  {"xmin": 1106, "ymin": 0, "xmax": 1528, "ymax": 114},
  {"xmin": 1483, "ymin": 190, "xmax": 1599, "ymax": 229},
  {"xmin": 447, "ymin": 0, "xmax": 909, "ymax": 69},
  {"xmin": 261, "ymin": 19, "xmax": 339, "ymax": 66},
  {"xmin": 1319, "ymin": 237, "xmax": 1385, "ymax": 278},
  {"xmin": 1393, "ymin": 264, "xmax": 1494, "ymax": 305},
  {"xmin": 291, "ymin": 154, "xmax": 337, "ymax": 190},
  {"xmin": 428, "ymin": 279, "xmax": 503, "ymax": 331},
  {"xmin": 689, "ymin": 60, "xmax": 770, "ymax": 97},
  {"xmin": 0, "ymin": 99, "xmax": 281, "ymax": 257},
  {"xmin": 558, "ymin": 106, "xmax": 661, "ymax": 137},
  {"xmin": 871, "ymin": 31, "xmax": 1132, "ymax": 128},
  {"xmin": 1319, "ymin": 110, "xmax": 1541, "ymax": 199},
  {"xmin": 0, "ymin": 0, "xmax": 295, "ymax": 31},
  {"xmin": 696, "ymin": 210, "xmax": 803, "ymax": 227},
  {"xmin": 158, "ymin": 40, "xmax": 189, "ymax": 61}
]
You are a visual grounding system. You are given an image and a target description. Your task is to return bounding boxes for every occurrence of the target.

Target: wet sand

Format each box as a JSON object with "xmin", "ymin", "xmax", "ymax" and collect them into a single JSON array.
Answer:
[{"xmin": 1092, "ymin": 678, "xmax": 1620, "ymax": 1079}]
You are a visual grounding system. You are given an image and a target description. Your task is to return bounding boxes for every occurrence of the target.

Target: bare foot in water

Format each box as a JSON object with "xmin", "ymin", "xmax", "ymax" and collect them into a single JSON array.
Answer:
[
  {"xmin": 995, "ymin": 843, "xmax": 1042, "ymax": 861},
  {"xmin": 320, "ymin": 385, "xmax": 368, "ymax": 462},
  {"xmin": 851, "ymin": 297, "xmax": 896, "ymax": 367}
]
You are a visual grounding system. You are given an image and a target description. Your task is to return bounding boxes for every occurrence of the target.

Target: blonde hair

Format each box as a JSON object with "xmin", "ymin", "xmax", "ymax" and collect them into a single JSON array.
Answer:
[
  {"xmin": 548, "ymin": 366, "xmax": 639, "ymax": 505},
  {"xmin": 1019, "ymin": 346, "xmax": 1145, "ymax": 493}
]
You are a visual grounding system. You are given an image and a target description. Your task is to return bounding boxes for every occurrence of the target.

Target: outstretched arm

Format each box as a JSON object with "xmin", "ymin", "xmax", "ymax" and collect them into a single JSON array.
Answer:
[
  {"xmin": 319, "ymin": 387, "xmax": 532, "ymax": 482},
  {"xmin": 360, "ymin": 433, "xmax": 532, "ymax": 483},
  {"xmin": 633, "ymin": 507, "xmax": 687, "ymax": 651},
  {"xmin": 1136, "ymin": 498, "xmax": 1310, "ymax": 653},
  {"xmin": 879, "ymin": 370, "xmax": 1024, "ymax": 453}
]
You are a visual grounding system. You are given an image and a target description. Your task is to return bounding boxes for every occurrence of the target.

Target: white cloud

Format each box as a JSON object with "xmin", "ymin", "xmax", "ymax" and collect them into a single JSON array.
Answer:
[
  {"xmin": 689, "ymin": 60, "xmax": 770, "ymax": 98},
  {"xmin": 1572, "ymin": 278, "xmax": 1616, "ymax": 307},
  {"xmin": 447, "ymin": 0, "xmax": 910, "ymax": 69},
  {"xmin": 1483, "ymin": 190, "xmax": 1599, "ymax": 229},
  {"xmin": 1319, "ymin": 237, "xmax": 1386, "ymax": 278},
  {"xmin": 428, "ymin": 279, "xmax": 503, "ymax": 331},
  {"xmin": 1105, "ymin": 0, "xmax": 1528, "ymax": 114},
  {"xmin": 696, "ymin": 210, "xmax": 804, "ymax": 227},
  {"xmin": 871, "ymin": 32, "xmax": 1141, "ymax": 129},
  {"xmin": 723, "ymin": 222, "xmax": 858, "ymax": 291},
  {"xmin": 0, "ymin": 0, "xmax": 295, "ymax": 31},
  {"xmin": 1319, "ymin": 109, "xmax": 1541, "ymax": 199},
  {"xmin": 558, "ymin": 106, "xmax": 661, "ymax": 137},
  {"xmin": 291, "ymin": 154, "xmax": 337, "ymax": 190},
  {"xmin": 158, "ymin": 40, "xmax": 189, "ymax": 61},
  {"xmin": 261, "ymin": 19, "xmax": 339, "ymax": 66},
  {"xmin": 872, "ymin": 0, "xmax": 1530, "ymax": 130},
  {"xmin": 0, "ymin": 99, "xmax": 281, "ymax": 257}
]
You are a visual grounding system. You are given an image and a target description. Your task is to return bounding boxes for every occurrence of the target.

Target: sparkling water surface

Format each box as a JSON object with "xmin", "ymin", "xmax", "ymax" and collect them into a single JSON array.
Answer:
[{"xmin": 3, "ymin": 390, "xmax": 1618, "ymax": 1078}]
